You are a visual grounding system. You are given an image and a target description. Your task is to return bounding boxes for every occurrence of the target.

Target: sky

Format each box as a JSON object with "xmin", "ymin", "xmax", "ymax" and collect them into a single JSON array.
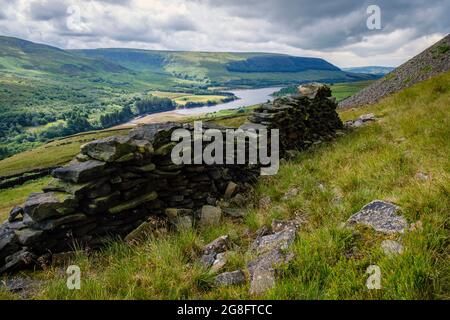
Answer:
[{"xmin": 0, "ymin": 0, "xmax": 448, "ymax": 67}]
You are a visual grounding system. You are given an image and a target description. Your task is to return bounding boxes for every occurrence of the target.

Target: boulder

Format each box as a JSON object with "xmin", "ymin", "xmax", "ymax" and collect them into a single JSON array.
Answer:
[
  {"xmin": 249, "ymin": 268, "xmax": 275, "ymax": 296},
  {"xmin": 346, "ymin": 200, "xmax": 408, "ymax": 234},
  {"xmin": 214, "ymin": 270, "xmax": 246, "ymax": 287},
  {"xmin": 224, "ymin": 182, "xmax": 238, "ymax": 199},
  {"xmin": 124, "ymin": 218, "xmax": 161, "ymax": 243},
  {"xmin": 8, "ymin": 206, "xmax": 24, "ymax": 223},
  {"xmin": 23, "ymin": 192, "xmax": 78, "ymax": 222},
  {"xmin": 199, "ymin": 206, "xmax": 222, "ymax": 227},
  {"xmin": 211, "ymin": 252, "xmax": 228, "ymax": 273},
  {"xmin": 108, "ymin": 191, "xmax": 158, "ymax": 215},
  {"xmin": 52, "ymin": 160, "xmax": 107, "ymax": 183},
  {"xmin": 14, "ymin": 229, "xmax": 44, "ymax": 246},
  {"xmin": 203, "ymin": 235, "xmax": 230, "ymax": 256},
  {"xmin": 174, "ymin": 216, "xmax": 193, "ymax": 231},
  {"xmin": 81, "ymin": 136, "xmax": 136, "ymax": 162}
]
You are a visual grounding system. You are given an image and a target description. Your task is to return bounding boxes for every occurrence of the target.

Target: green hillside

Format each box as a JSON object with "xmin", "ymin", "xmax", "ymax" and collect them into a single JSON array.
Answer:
[
  {"xmin": 1, "ymin": 71, "xmax": 449, "ymax": 300},
  {"xmin": 0, "ymin": 36, "xmax": 376, "ymax": 160},
  {"xmin": 73, "ymin": 49, "xmax": 376, "ymax": 87}
]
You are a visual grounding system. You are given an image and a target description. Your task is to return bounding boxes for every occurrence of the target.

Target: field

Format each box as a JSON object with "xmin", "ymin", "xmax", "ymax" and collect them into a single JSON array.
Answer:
[
  {"xmin": 0, "ymin": 71, "xmax": 448, "ymax": 300},
  {"xmin": 151, "ymin": 91, "xmax": 229, "ymax": 106}
]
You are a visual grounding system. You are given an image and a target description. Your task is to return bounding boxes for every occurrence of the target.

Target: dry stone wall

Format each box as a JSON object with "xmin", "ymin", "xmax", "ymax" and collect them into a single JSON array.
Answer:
[{"xmin": 0, "ymin": 83, "xmax": 342, "ymax": 274}]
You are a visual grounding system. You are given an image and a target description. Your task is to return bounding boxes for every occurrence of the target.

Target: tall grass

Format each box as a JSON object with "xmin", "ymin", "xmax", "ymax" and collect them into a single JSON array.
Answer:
[{"xmin": 2, "ymin": 72, "xmax": 449, "ymax": 300}]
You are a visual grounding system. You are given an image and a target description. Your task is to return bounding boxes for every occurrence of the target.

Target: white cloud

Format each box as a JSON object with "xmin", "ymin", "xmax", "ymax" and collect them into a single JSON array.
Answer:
[{"xmin": 0, "ymin": 0, "xmax": 448, "ymax": 67}]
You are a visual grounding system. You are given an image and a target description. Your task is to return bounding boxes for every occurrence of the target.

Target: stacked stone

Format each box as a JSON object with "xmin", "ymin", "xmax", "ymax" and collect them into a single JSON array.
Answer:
[
  {"xmin": 0, "ymin": 83, "xmax": 342, "ymax": 274},
  {"xmin": 248, "ymin": 83, "xmax": 342, "ymax": 152}
]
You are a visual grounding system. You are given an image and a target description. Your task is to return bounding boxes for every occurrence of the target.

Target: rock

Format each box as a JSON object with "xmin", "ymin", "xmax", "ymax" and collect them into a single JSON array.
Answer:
[
  {"xmin": 165, "ymin": 208, "xmax": 193, "ymax": 220},
  {"xmin": 23, "ymin": 192, "xmax": 78, "ymax": 222},
  {"xmin": 359, "ymin": 113, "xmax": 376, "ymax": 122},
  {"xmin": 211, "ymin": 252, "xmax": 228, "ymax": 273},
  {"xmin": 81, "ymin": 136, "xmax": 135, "ymax": 162},
  {"xmin": 108, "ymin": 191, "xmax": 157, "ymax": 215},
  {"xmin": 298, "ymin": 83, "xmax": 331, "ymax": 99},
  {"xmin": 8, "ymin": 206, "xmax": 24, "ymax": 223},
  {"xmin": 0, "ymin": 229, "xmax": 18, "ymax": 254},
  {"xmin": 282, "ymin": 187, "xmax": 299, "ymax": 201},
  {"xmin": 0, "ymin": 278, "xmax": 44, "ymax": 299},
  {"xmin": 124, "ymin": 219, "xmax": 161, "ymax": 243},
  {"xmin": 35, "ymin": 213, "xmax": 87, "ymax": 231},
  {"xmin": 0, "ymin": 249, "xmax": 36, "ymax": 274},
  {"xmin": 223, "ymin": 208, "xmax": 247, "ymax": 218},
  {"xmin": 247, "ymin": 219, "xmax": 298, "ymax": 295},
  {"xmin": 83, "ymin": 191, "xmax": 121, "ymax": 214},
  {"xmin": 52, "ymin": 160, "xmax": 107, "ymax": 183},
  {"xmin": 199, "ymin": 205, "xmax": 222, "ymax": 227},
  {"xmin": 249, "ymin": 268, "xmax": 275, "ymax": 296},
  {"xmin": 381, "ymin": 240, "xmax": 404, "ymax": 256},
  {"xmin": 346, "ymin": 200, "xmax": 408, "ymax": 234},
  {"xmin": 85, "ymin": 183, "xmax": 112, "ymax": 199},
  {"xmin": 259, "ymin": 196, "xmax": 272, "ymax": 209},
  {"xmin": 14, "ymin": 229, "xmax": 44, "ymax": 246},
  {"xmin": 131, "ymin": 139, "xmax": 154, "ymax": 154},
  {"xmin": 203, "ymin": 235, "xmax": 230, "ymax": 256},
  {"xmin": 174, "ymin": 216, "xmax": 193, "ymax": 231},
  {"xmin": 214, "ymin": 270, "xmax": 246, "ymax": 287},
  {"xmin": 224, "ymin": 182, "xmax": 238, "ymax": 200},
  {"xmin": 251, "ymin": 227, "xmax": 296, "ymax": 255},
  {"xmin": 200, "ymin": 253, "xmax": 216, "ymax": 268},
  {"xmin": 230, "ymin": 194, "xmax": 246, "ymax": 207}
]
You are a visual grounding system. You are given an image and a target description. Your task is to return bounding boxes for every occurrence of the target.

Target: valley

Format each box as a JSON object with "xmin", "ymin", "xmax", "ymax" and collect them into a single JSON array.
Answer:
[{"xmin": 0, "ymin": 36, "xmax": 377, "ymax": 160}]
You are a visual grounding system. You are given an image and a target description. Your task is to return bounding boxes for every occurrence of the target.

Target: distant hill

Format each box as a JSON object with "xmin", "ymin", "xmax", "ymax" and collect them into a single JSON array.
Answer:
[
  {"xmin": 226, "ymin": 55, "xmax": 340, "ymax": 73},
  {"xmin": 342, "ymin": 66, "xmax": 395, "ymax": 75},
  {"xmin": 0, "ymin": 36, "xmax": 126, "ymax": 75},
  {"xmin": 340, "ymin": 34, "xmax": 450, "ymax": 108},
  {"xmin": 73, "ymin": 49, "xmax": 376, "ymax": 87}
]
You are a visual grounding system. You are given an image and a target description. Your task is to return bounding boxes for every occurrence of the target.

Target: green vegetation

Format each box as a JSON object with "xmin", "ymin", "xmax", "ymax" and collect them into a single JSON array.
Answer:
[
  {"xmin": 0, "ymin": 36, "xmax": 376, "ymax": 160},
  {"xmin": 0, "ymin": 128, "xmax": 129, "ymax": 177},
  {"xmin": 0, "ymin": 177, "xmax": 51, "ymax": 221},
  {"xmin": 2, "ymin": 70, "xmax": 448, "ymax": 300}
]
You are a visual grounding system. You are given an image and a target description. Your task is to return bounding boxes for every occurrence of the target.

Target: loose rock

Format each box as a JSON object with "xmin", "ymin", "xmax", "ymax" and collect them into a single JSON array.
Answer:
[{"xmin": 346, "ymin": 200, "xmax": 408, "ymax": 234}]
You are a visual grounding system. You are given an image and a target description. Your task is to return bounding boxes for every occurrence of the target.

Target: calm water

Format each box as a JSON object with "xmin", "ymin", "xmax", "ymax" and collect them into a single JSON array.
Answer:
[
  {"xmin": 174, "ymin": 87, "xmax": 282, "ymax": 115},
  {"xmin": 126, "ymin": 87, "xmax": 283, "ymax": 125}
]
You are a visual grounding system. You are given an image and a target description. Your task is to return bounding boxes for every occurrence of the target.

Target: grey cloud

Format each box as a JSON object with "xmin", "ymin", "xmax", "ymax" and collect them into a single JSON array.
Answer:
[
  {"xmin": 196, "ymin": 0, "xmax": 450, "ymax": 50},
  {"xmin": 29, "ymin": 0, "xmax": 69, "ymax": 21}
]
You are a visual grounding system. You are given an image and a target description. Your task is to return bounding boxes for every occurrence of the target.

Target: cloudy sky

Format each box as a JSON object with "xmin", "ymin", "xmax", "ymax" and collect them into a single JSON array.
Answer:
[{"xmin": 0, "ymin": 0, "xmax": 448, "ymax": 67}]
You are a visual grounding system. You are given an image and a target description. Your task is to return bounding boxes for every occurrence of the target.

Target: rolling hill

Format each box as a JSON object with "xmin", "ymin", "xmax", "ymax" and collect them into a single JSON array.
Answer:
[
  {"xmin": 73, "ymin": 48, "xmax": 376, "ymax": 87},
  {"xmin": 0, "ymin": 35, "xmax": 376, "ymax": 160}
]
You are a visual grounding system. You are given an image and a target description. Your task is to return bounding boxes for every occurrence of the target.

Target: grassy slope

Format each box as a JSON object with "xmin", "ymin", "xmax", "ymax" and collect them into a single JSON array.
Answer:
[
  {"xmin": 1, "ymin": 72, "xmax": 449, "ymax": 300},
  {"xmin": 0, "ymin": 129, "xmax": 129, "ymax": 177}
]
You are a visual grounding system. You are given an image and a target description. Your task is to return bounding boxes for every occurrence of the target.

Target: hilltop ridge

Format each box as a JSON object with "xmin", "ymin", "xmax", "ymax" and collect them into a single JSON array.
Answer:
[{"xmin": 340, "ymin": 34, "xmax": 450, "ymax": 108}]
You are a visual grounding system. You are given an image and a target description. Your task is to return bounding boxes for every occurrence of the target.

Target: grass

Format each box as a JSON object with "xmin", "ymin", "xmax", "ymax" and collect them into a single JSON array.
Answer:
[
  {"xmin": 1, "ymin": 71, "xmax": 449, "ymax": 300},
  {"xmin": 330, "ymin": 81, "xmax": 375, "ymax": 101},
  {"xmin": 0, "ymin": 128, "xmax": 129, "ymax": 177},
  {"xmin": 0, "ymin": 177, "xmax": 51, "ymax": 222}
]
